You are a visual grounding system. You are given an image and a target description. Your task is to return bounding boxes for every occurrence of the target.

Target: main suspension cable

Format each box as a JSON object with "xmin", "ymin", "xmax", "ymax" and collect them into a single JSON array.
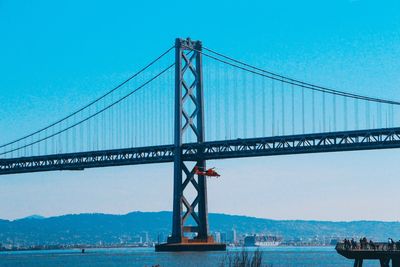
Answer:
[
  {"xmin": 0, "ymin": 63, "xmax": 175, "ymax": 156},
  {"xmin": 0, "ymin": 46, "xmax": 175, "ymax": 149},
  {"xmin": 198, "ymin": 46, "xmax": 400, "ymax": 105}
]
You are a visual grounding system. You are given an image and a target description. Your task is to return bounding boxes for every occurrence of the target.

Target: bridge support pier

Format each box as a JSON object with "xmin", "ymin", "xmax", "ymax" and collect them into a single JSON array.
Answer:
[
  {"xmin": 354, "ymin": 259, "xmax": 363, "ymax": 267},
  {"xmin": 379, "ymin": 258, "xmax": 390, "ymax": 267},
  {"xmin": 155, "ymin": 38, "xmax": 226, "ymax": 252},
  {"xmin": 392, "ymin": 258, "xmax": 400, "ymax": 267}
]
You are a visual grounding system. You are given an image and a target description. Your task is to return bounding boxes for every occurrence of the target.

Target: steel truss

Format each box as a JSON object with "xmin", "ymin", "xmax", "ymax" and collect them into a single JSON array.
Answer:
[
  {"xmin": 0, "ymin": 145, "xmax": 174, "ymax": 175},
  {"xmin": 184, "ymin": 127, "xmax": 400, "ymax": 160},
  {"xmin": 2, "ymin": 128, "xmax": 400, "ymax": 175}
]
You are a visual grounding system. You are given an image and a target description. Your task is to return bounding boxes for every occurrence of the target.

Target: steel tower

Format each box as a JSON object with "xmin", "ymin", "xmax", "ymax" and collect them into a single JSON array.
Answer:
[{"xmin": 155, "ymin": 38, "xmax": 226, "ymax": 251}]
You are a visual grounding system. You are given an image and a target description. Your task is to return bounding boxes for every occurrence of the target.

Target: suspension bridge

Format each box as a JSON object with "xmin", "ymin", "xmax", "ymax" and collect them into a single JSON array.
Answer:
[{"xmin": 1, "ymin": 38, "xmax": 400, "ymax": 251}]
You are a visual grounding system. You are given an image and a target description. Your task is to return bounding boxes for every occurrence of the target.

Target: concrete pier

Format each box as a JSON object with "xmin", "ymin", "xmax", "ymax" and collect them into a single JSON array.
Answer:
[{"xmin": 155, "ymin": 242, "xmax": 226, "ymax": 252}]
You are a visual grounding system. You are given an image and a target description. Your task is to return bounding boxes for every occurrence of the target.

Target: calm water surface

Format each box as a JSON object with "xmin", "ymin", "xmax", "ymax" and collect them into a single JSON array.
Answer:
[{"xmin": 0, "ymin": 246, "xmax": 381, "ymax": 267}]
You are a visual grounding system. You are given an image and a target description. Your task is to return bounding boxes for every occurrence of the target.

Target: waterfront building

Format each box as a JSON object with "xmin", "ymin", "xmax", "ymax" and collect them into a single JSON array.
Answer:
[
  {"xmin": 140, "ymin": 232, "xmax": 149, "ymax": 244},
  {"xmin": 227, "ymin": 229, "xmax": 237, "ymax": 244},
  {"xmin": 213, "ymin": 232, "xmax": 221, "ymax": 243}
]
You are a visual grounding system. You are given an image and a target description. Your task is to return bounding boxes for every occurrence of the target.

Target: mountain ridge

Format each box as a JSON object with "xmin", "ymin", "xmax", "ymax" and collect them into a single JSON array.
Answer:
[
  {"xmin": 9, "ymin": 211, "xmax": 400, "ymax": 223},
  {"xmin": 1, "ymin": 211, "xmax": 400, "ymax": 246}
]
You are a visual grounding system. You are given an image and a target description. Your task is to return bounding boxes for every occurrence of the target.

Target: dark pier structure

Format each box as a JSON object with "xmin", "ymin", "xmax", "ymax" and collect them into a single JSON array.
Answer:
[{"xmin": 336, "ymin": 242, "xmax": 400, "ymax": 267}]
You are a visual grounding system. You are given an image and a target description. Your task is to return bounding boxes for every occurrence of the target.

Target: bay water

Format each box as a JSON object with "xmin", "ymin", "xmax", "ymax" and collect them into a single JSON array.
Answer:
[{"xmin": 0, "ymin": 246, "xmax": 381, "ymax": 266}]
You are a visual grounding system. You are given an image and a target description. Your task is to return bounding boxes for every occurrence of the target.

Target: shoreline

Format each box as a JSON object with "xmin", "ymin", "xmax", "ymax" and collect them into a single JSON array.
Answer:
[{"xmin": 0, "ymin": 244, "xmax": 336, "ymax": 253}]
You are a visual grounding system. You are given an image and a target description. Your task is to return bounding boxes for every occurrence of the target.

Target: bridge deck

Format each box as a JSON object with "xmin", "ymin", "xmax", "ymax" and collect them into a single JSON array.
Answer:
[{"xmin": 1, "ymin": 127, "xmax": 400, "ymax": 175}]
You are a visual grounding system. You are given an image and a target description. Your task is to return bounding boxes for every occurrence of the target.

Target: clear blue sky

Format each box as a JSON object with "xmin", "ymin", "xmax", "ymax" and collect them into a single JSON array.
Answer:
[{"xmin": 1, "ymin": 0, "xmax": 400, "ymax": 221}]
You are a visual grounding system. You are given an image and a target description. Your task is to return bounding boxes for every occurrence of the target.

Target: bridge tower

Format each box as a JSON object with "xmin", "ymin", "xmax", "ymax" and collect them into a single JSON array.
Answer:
[{"xmin": 155, "ymin": 38, "xmax": 226, "ymax": 251}]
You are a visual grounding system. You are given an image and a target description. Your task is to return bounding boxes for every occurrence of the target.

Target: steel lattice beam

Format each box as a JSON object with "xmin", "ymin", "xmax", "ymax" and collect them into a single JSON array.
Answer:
[
  {"xmin": 183, "ymin": 127, "xmax": 400, "ymax": 161},
  {"xmin": 0, "ymin": 145, "xmax": 174, "ymax": 175},
  {"xmin": 1, "ymin": 128, "xmax": 400, "ymax": 175}
]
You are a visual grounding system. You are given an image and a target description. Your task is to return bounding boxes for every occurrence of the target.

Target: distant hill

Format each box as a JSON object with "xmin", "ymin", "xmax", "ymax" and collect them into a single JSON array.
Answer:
[
  {"xmin": 22, "ymin": 215, "xmax": 45, "ymax": 220},
  {"xmin": 1, "ymin": 211, "xmax": 400, "ymax": 246}
]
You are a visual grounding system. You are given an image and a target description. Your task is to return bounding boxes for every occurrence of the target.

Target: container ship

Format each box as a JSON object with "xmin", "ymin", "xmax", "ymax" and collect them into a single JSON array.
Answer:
[{"xmin": 244, "ymin": 235, "xmax": 282, "ymax": 247}]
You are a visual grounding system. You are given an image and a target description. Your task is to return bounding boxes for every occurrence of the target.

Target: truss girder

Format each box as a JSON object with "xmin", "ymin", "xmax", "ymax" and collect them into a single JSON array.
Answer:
[{"xmin": 1, "ymin": 128, "xmax": 400, "ymax": 175}]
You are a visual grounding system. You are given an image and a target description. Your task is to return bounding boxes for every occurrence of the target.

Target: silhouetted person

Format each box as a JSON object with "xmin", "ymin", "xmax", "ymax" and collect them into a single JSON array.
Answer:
[
  {"xmin": 396, "ymin": 240, "xmax": 400, "ymax": 250},
  {"xmin": 351, "ymin": 238, "xmax": 357, "ymax": 249},
  {"xmin": 369, "ymin": 240, "xmax": 375, "ymax": 250},
  {"xmin": 388, "ymin": 238, "xmax": 395, "ymax": 250},
  {"xmin": 344, "ymin": 239, "xmax": 350, "ymax": 250},
  {"xmin": 361, "ymin": 237, "xmax": 367, "ymax": 249}
]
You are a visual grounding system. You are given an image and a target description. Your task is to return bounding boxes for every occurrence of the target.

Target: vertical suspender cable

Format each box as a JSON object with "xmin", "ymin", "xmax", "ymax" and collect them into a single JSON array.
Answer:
[
  {"xmin": 344, "ymin": 97, "xmax": 348, "ymax": 131},
  {"xmin": 234, "ymin": 68, "xmax": 238, "ymax": 139},
  {"xmin": 312, "ymin": 90, "xmax": 315, "ymax": 132},
  {"xmin": 111, "ymin": 93, "xmax": 114, "ymax": 148},
  {"xmin": 89, "ymin": 106, "xmax": 92, "ymax": 151},
  {"xmin": 207, "ymin": 64, "xmax": 212, "ymax": 140},
  {"xmin": 37, "ymin": 133, "xmax": 41, "ymax": 157},
  {"xmin": 322, "ymin": 91, "xmax": 326, "ymax": 132},
  {"xmin": 291, "ymin": 84, "xmax": 295, "ymax": 135},
  {"xmin": 252, "ymin": 74, "xmax": 256, "ymax": 137},
  {"xmin": 31, "ymin": 135, "xmax": 33, "ymax": 155},
  {"xmin": 391, "ymin": 104, "xmax": 394, "ymax": 127},
  {"xmin": 272, "ymin": 79, "xmax": 275, "ymax": 136},
  {"xmin": 154, "ymin": 78, "xmax": 157, "ymax": 145},
  {"xmin": 243, "ymin": 72, "xmax": 247, "ymax": 138},
  {"xmin": 225, "ymin": 66, "xmax": 230, "ymax": 139},
  {"xmin": 148, "ymin": 73, "xmax": 152, "ymax": 145},
  {"xmin": 133, "ymin": 84, "xmax": 137, "ymax": 147},
  {"xmin": 45, "ymin": 129, "xmax": 48, "ymax": 155},
  {"xmin": 354, "ymin": 99, "xmax": 359, "ymax": 130},
  {"xmin": 302, "ymin": 86, "xmax": 305, "ymax": 134},
  {"xmin": 333, "ymin": 94, "xmax": 337, "ymax": 132},
  {"xmin": 81, "ymin": 108, "xmax": 84, "ymax": 151},
  {"xmin": 140, "ymin": 88, "xmax": 144, "ymax": 146},
  {"xmin": 121, "ymin": 91, "xmax": 124, "ymax": 147},
  {"xmin": 366, "ymin": 101, "xmax": 370, "ymax": 129},
  {"xmin": 262, "ymin": 74, "xmax": 266, "ymax": 136},
  {"xmin": 134, "ymin": 93, "xmax": 137, "ymax": 147},
  {"xmin": 378, "ymin": 103, "xmax": 382, "ymax": 128},
  {"xmin": 145, "ymin": 84, "xmax": 149, "ymax": 145},
  {"xmin": 157, "ymin": 65, "xmax": 161, "ymax": 144},
  {"xmin": 102, "ymin": 99, "xmax": 106, "ymax": 150},
  {"xmin": 281, "ymin": 81, "xmax": 285, "ymax": 135},
  {"xmin": 160, "ymin": 78, "xmax": 165, "ymax": 145},
  {"xmin": 127, "ymin": 83, "xmax": 130, "ymax": 147},
  {"xmin": 216, "ymin": 64, "xmax": 220, "ymax": 140},
  {"xmin": 386, "ymin": 106, "xmax": 388, "ymax": 127}
]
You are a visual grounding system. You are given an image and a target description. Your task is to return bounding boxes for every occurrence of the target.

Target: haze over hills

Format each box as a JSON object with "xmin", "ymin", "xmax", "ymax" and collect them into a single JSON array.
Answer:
[{"xmin": 1, "ymin": 211, "xmax": 400, "ymax": 247}]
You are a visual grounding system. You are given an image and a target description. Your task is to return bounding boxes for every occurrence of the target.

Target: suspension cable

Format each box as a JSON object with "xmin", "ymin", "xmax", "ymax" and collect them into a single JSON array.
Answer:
[
  {"xmin": 0, "ymin": 46, "xmax": 175, "ymax": 149},
  {"xmin": 188, "ymin": 46, "xmax": 400, "ymax": 105},
  {"xmin": 0, "ymin": 63, "xmax": 175, "ymax": 156}
]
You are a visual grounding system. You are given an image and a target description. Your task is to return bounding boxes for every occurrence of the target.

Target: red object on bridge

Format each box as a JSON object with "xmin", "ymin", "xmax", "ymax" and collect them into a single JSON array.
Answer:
[{"xmin": 194, "ymin": 166, "xmax": 221, "ymax": 177}]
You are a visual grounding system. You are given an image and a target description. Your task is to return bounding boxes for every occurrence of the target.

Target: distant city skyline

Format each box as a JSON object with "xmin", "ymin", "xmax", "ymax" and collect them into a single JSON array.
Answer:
[{"xmin": 1, "ymin": 0, "xmax": 400, "ymax": 221}]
